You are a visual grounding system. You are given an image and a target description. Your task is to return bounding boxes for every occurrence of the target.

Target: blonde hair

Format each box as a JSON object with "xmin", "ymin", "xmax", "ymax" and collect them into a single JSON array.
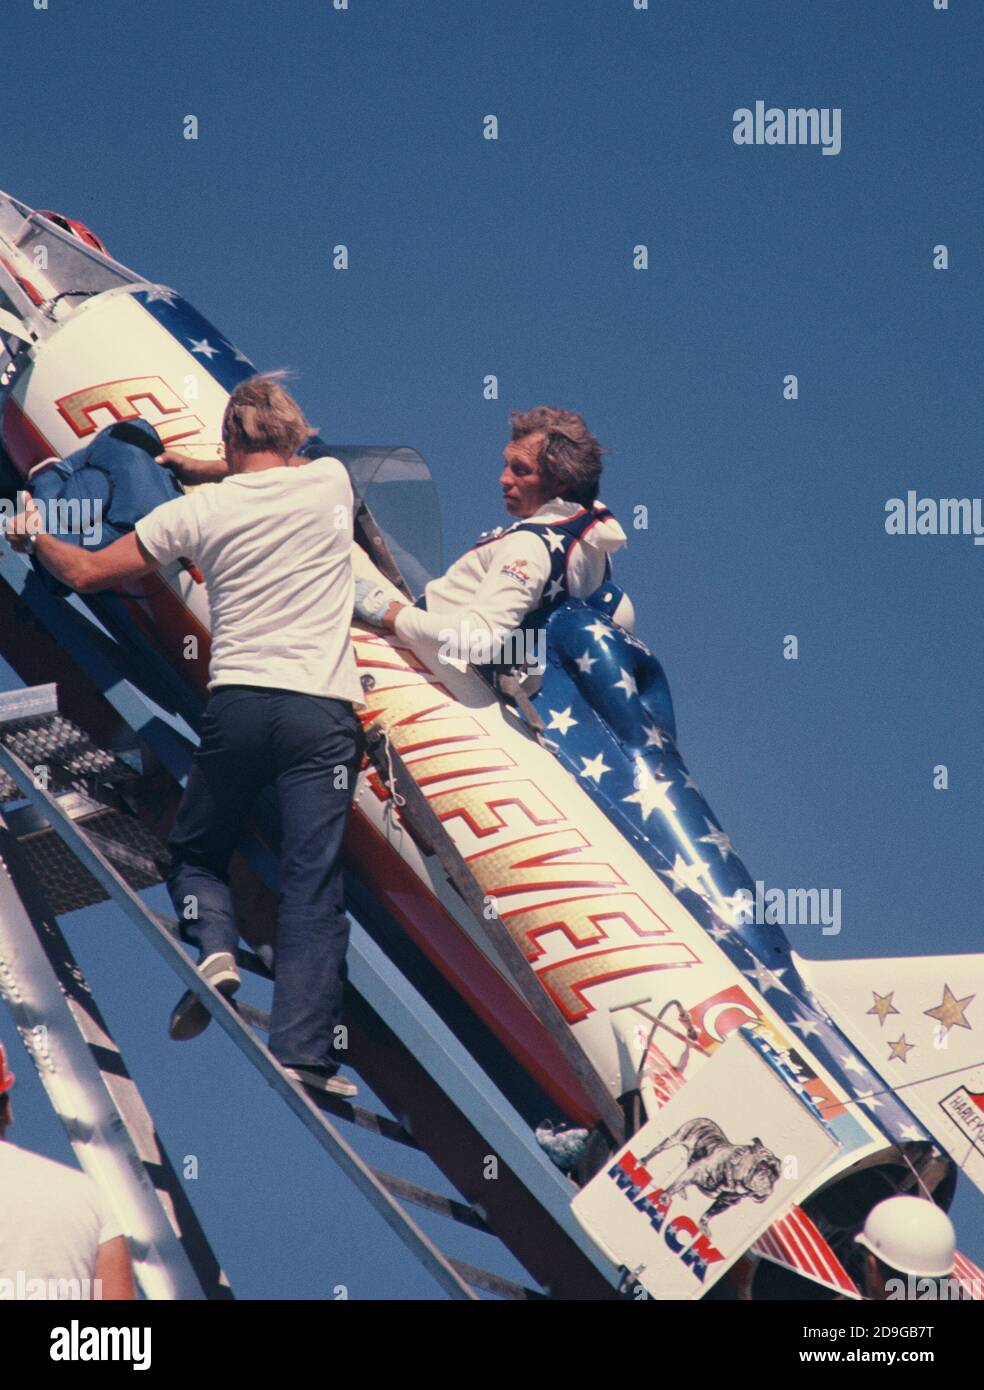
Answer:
[{"xmin": 221, "ymin": 372, "xmax": 312, "ymax": 458}]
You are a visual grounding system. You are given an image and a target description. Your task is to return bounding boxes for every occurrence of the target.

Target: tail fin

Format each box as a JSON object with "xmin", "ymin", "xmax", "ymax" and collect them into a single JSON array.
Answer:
[{"xmin": 798, "ymin": 952, "xmax": 984, "ymax": 1200}]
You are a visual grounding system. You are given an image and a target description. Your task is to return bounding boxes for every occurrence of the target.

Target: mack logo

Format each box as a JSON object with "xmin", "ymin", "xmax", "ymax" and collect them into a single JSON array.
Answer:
[{"xmin": 607, "ymin": 1151, "xmax": 724, "ymax": 1283}]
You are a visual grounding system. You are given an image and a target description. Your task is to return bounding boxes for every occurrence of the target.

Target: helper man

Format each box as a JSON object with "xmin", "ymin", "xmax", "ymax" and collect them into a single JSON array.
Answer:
[
  {"xmin": 353, "ymin": 406, "xmax": 628, "ymax": 659},
  {"xmin": 5, "ymin": 375, "xmax": 365, "ymax": 1098},
  {"xmin": 0, "ymin": 1041, "xmax": 134, "ymax": 1299}
]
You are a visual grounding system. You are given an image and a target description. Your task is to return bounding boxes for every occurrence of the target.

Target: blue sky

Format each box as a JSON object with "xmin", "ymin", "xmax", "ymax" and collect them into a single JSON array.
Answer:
[{"xmin": 1, "ymin": 0, "xmax": 981, "ymax": 1294}]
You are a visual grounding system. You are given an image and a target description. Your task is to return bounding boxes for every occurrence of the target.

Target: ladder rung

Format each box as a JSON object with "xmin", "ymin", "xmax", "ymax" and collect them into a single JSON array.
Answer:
[
  {"xmin": 84, "ymin": 827, "xmax": 162, "ymax": 881},
  {"xmin": 446, "ymin": 1256, "xmax": 545, "ymax": 1301},
  {"xmin": 233, "ymin": 999, "xmax": 419, "ymax": 1149},
  {"xmin": 372, "ymin": 1169, "xmax": 490, "ymax": 1231}
]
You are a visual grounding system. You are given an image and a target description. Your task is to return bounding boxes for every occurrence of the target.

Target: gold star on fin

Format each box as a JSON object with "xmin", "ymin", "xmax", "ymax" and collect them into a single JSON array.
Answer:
[
  {"xmin": 887, "ymin": 1034, "xmax": 915, "ymax": 1063},
  {"xmin": 867, "ymin": 991, "xmax": 899, "ymax": 1027},
  {"xmin": 924, "ymin": 984, "xmax": 975, "ymax": 1035}
]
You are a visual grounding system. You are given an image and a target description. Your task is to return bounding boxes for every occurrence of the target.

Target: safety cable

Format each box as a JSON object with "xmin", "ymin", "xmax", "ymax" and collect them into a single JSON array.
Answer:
[{"xmin": 812, "ymin": 1057, "xmax": 984, "ymax": 1114}]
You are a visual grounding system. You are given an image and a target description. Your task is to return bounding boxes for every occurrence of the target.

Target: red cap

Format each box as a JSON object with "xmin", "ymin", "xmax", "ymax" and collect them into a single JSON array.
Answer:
[{"xmin": 0, "ymin": 1042, "xmax": 14, "ymax": 1095}]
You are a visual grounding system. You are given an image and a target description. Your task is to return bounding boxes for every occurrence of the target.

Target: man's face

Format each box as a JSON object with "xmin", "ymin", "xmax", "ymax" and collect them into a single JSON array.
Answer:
[
  {"xmin": 864, "ymin": 1253, "xmax": 900, "ymax": 1301},
  {"xmin": 500, "ymin": 432, "xmax": 554, "ymax": 518}
]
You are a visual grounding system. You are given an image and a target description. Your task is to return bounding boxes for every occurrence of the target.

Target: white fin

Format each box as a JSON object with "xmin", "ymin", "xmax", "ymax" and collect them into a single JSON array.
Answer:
[{"xmin": 798, "ymin": 952, "xmax": 984, "ymax": 1200}]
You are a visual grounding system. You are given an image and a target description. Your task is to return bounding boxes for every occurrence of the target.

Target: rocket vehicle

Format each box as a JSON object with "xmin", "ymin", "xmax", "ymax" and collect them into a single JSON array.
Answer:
[{"xmin": 1, "ymin": 189, "xmax": 982, "ymax": 1299}]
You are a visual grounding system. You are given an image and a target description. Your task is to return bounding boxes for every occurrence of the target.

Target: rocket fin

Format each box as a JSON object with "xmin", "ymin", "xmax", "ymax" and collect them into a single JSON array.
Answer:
[{"xmin": 798, "ymin": 952, "xmax": 984, "ymax": 1200}]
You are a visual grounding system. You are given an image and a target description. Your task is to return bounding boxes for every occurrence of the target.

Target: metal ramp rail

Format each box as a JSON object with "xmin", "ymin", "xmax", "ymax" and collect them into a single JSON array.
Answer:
[{"xmin": 0, "ymin": 550, "xmax": 622, "ymax": 1300}]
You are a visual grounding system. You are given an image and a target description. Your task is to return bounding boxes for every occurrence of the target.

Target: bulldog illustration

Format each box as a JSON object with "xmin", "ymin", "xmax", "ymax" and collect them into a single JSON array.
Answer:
[{"xmin": 640, "ymin": 1116, "xmax": 782, "ymax": 1237}]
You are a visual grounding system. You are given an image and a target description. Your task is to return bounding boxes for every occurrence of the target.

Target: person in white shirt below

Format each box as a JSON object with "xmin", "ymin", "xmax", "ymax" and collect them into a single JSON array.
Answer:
[
  {"xmin": 6, "ymin": 376, "xmax": 365, "ymax": 1099},
  {"xmin": 0, "ymin": 1041, "xmax": 134, "ymax": 1299},
  {"xmin": 354, "ymin": 406, "xmax": 628, "ymax": 663}
]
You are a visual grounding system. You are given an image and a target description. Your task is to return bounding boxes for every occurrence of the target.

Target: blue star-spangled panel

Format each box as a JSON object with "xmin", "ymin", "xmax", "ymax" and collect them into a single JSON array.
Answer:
[
  {"xmin": 135, "ymin": 286, "xmax": 256, "ymax": 393},
  {"xmin": 531, "ymin": 601, "xmax": 928, "ymax": 1149}
]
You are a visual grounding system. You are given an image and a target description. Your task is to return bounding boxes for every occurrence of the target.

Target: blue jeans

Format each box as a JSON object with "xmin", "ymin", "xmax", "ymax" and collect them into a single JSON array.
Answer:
[{"xmin": 166, "ymin": 686, "xmax": 365, "ymax": 1070}]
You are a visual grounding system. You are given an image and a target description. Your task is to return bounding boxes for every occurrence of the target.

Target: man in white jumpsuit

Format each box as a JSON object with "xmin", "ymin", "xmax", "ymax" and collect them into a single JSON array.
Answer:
[{"xmin": 355, "ymin": 406, "xmax": 627, "ymax": 658}]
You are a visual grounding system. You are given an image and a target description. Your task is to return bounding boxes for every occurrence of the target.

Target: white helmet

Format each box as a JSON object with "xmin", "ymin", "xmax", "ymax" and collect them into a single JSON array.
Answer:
[{"xmin": 855, "ymin": 1196, "xmax": 956, "ymax": 1277}]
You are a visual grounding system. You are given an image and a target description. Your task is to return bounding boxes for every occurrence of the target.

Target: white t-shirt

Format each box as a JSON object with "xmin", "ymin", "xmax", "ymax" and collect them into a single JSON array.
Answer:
[
  {"xmin": 0, "ymin": 1142, "xmax": 122, "ymax": 1294},
  {"xmin": 136, "ymin": 457, "xmax": 364, "ymax": 704},
  {"xmin": 393, "ymin": 498, "xmax": 626, "ymax": 656}
]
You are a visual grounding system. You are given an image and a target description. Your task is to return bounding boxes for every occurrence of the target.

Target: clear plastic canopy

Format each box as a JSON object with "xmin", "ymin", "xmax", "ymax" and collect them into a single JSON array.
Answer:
[{"xmin": 324, "ymin": 444, "xmax": 444, "ymax": 597}]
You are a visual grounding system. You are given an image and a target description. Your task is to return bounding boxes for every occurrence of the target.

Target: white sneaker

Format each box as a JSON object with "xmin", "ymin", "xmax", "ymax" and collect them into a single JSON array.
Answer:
[{"xmin": 168, "ymin": 952, "xmax": 241, "ymax": 1042}]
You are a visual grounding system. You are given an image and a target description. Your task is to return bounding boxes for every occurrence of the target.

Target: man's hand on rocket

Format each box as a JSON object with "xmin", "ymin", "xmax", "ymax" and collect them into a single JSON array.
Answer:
[
  {"xmin": 157, "ymin": 449, "xmax": 230, "ymax": 485},
  {"xmin": 353, "ymin": 577, "xmax": 405, "ymax": 631}
]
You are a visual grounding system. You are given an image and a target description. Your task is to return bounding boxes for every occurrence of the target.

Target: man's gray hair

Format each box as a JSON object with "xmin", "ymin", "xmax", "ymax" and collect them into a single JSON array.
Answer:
[{"xmin": 509, "ymin": 406, "xmax": 608, "ymax": 506}]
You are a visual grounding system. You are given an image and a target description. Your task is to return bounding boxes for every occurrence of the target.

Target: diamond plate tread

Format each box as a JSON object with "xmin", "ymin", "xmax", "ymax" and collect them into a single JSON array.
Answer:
[
  {"xmin": 16, "ymin": 808, "xmax": 168, "ymax": 917},
  {"xmin": 0, "ymin": 712, "xmax": 131, "ymax": 803}
]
